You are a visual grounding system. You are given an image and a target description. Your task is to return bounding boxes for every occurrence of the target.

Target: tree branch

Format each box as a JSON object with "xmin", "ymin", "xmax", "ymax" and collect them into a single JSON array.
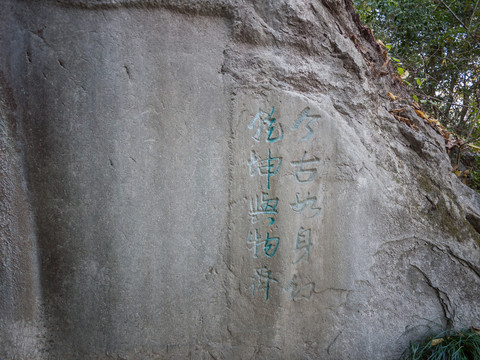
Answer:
[
  {"xmin": 469, "ymin": 0, "xmax": 480, "ymax": 29},
  {"xmin": 415, "ymin": 93, "xmax": 477, "ymax": 109},
  {"xmin": 436, "ymin": 0, "xmax": 480, "ymax": 48}
]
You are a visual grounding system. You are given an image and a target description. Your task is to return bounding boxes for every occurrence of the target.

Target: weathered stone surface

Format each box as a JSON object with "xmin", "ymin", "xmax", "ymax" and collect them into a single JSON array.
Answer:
[{"xmin": 1, "ymin": 1, "xmax": 479, "ymax": 359}]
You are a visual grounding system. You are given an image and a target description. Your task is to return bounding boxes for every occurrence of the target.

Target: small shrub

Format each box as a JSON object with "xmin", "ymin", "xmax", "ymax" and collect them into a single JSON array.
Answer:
[{"xmin": 402, "ymin": 327, "xmax": 480, "ymax": 360}]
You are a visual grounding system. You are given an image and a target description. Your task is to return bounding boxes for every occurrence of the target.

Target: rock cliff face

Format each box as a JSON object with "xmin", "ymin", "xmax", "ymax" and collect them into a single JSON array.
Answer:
[{"xmin": 1, "ymin": 1, "xmax": 480, "ymax": 359}]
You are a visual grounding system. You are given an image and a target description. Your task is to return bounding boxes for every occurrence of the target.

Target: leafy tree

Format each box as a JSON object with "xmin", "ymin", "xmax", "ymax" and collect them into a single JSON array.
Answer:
[{"xmin": 354, "ymin": 0, "xmax": 480, "ymax": 142}]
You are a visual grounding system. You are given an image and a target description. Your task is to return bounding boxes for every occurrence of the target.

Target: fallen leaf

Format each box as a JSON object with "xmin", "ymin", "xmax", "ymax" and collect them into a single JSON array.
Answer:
[
  {"xmin": 414, "ymin": 109, "xmax": 427, "ymax": 119},
  {"xmin": 431, "ymin": 338, "xmax": 444, "ymax": 346},
  {"xmin": 400, "ymin": 70, "xmax": 410, "ymax": 79},
  {"xmin": 454, "ymin": 170, "xmax": 462, "ymax": 177}
]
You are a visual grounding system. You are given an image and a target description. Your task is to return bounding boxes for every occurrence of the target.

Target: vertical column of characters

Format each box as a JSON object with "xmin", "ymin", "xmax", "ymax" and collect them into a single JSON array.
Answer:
[
  {"xmin": 286, "ymin": 107, "xmax": 323, "ymax": 301},
  {"xmin": 247, "ymin": 107, "xmax": 283, "ymax": 300}
]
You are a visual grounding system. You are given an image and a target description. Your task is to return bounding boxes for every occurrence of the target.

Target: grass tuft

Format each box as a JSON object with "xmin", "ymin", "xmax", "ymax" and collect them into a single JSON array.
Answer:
[{"xmin": 401, "ymin": 327, "xmax": 480, "ymax": 360}]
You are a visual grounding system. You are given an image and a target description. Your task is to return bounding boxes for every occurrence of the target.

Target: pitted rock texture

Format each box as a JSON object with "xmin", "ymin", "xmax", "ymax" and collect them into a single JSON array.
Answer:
[{"xmin": 1, "ymin": 1, "xmax": 479, "ymax": 359}]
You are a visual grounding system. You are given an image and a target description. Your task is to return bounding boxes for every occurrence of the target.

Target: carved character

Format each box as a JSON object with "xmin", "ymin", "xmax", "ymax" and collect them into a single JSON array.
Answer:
[
  {"xmin": 249, "ymin": 192, "xmax": 279, "ymax": 224},
  {"xmin": 290, "ymin": 192, "xmax": 321, "ymax": 218},
  {"xmin": 285, "ymin": 275, "xmax": 315, "ymax": 301},
  {"xmin": 248, "ymin": 149, "xmax": 282, "ymax": 190},
  {"xmin": 291, "ymin": 107, "xmax": 321, "ymax": 141},
  {"xmin": 248, "ymin": 229, "xmax": 280, "ymax": 258},
  {"xmin": 290, "ymin": 151, "xmax": 320, "ymax": 183},
  {"xmin": 293, "ymin": 227, "xmax": 312, "ymax": 264},
  {"xmin": 248, "ymin": 107, "xmax": 284, "ymax": 143},
  {"xmin": 252, "ymin": 267, "xmax": 278, "ymax": 300}
]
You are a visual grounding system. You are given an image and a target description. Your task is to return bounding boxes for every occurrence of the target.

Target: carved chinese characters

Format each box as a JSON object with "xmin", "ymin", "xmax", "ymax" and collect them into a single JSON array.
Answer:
[{"xmin": 245, "ymin": 104, "xmax": 324, "ymax": 301}]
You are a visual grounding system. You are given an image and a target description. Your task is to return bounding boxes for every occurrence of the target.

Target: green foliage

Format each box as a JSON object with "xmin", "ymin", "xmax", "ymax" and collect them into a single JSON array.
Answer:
[
  {"xmin": 457, "ymin": 150, "xmax": 480, "ymax": 191},
  {"xmin": 469, "ymin": 167, "xmax": 480, "ymax": 191},
  {"xmin": 401, "ymin": 328, "xmax": 480, "ymax": 360},
  {"xmin": 354, "ymin": 0, "xmax": 480, "ymax": 191},
  {"xmin": 354, "ymin": 0, "xmax": 480, "ymax": 140}
]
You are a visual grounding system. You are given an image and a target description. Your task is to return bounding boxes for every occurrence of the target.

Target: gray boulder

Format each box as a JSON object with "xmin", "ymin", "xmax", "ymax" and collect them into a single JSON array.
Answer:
[{"xmin": 1, "ymin": 0, "xmax": 479, "ymax": 359}]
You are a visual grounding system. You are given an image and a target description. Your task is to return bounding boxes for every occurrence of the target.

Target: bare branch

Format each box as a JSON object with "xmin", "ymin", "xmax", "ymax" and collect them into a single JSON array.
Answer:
[
  {"xmin": 436, "ymin": 0, "xmax": 480, "ymax": 48},
  {"xmin": 469, "ymin": 0, "xmax": 480, "ymax": 29},
  {"xmin": 415, "ymin": 93, "xmax": 477, "ymax": 109}
]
